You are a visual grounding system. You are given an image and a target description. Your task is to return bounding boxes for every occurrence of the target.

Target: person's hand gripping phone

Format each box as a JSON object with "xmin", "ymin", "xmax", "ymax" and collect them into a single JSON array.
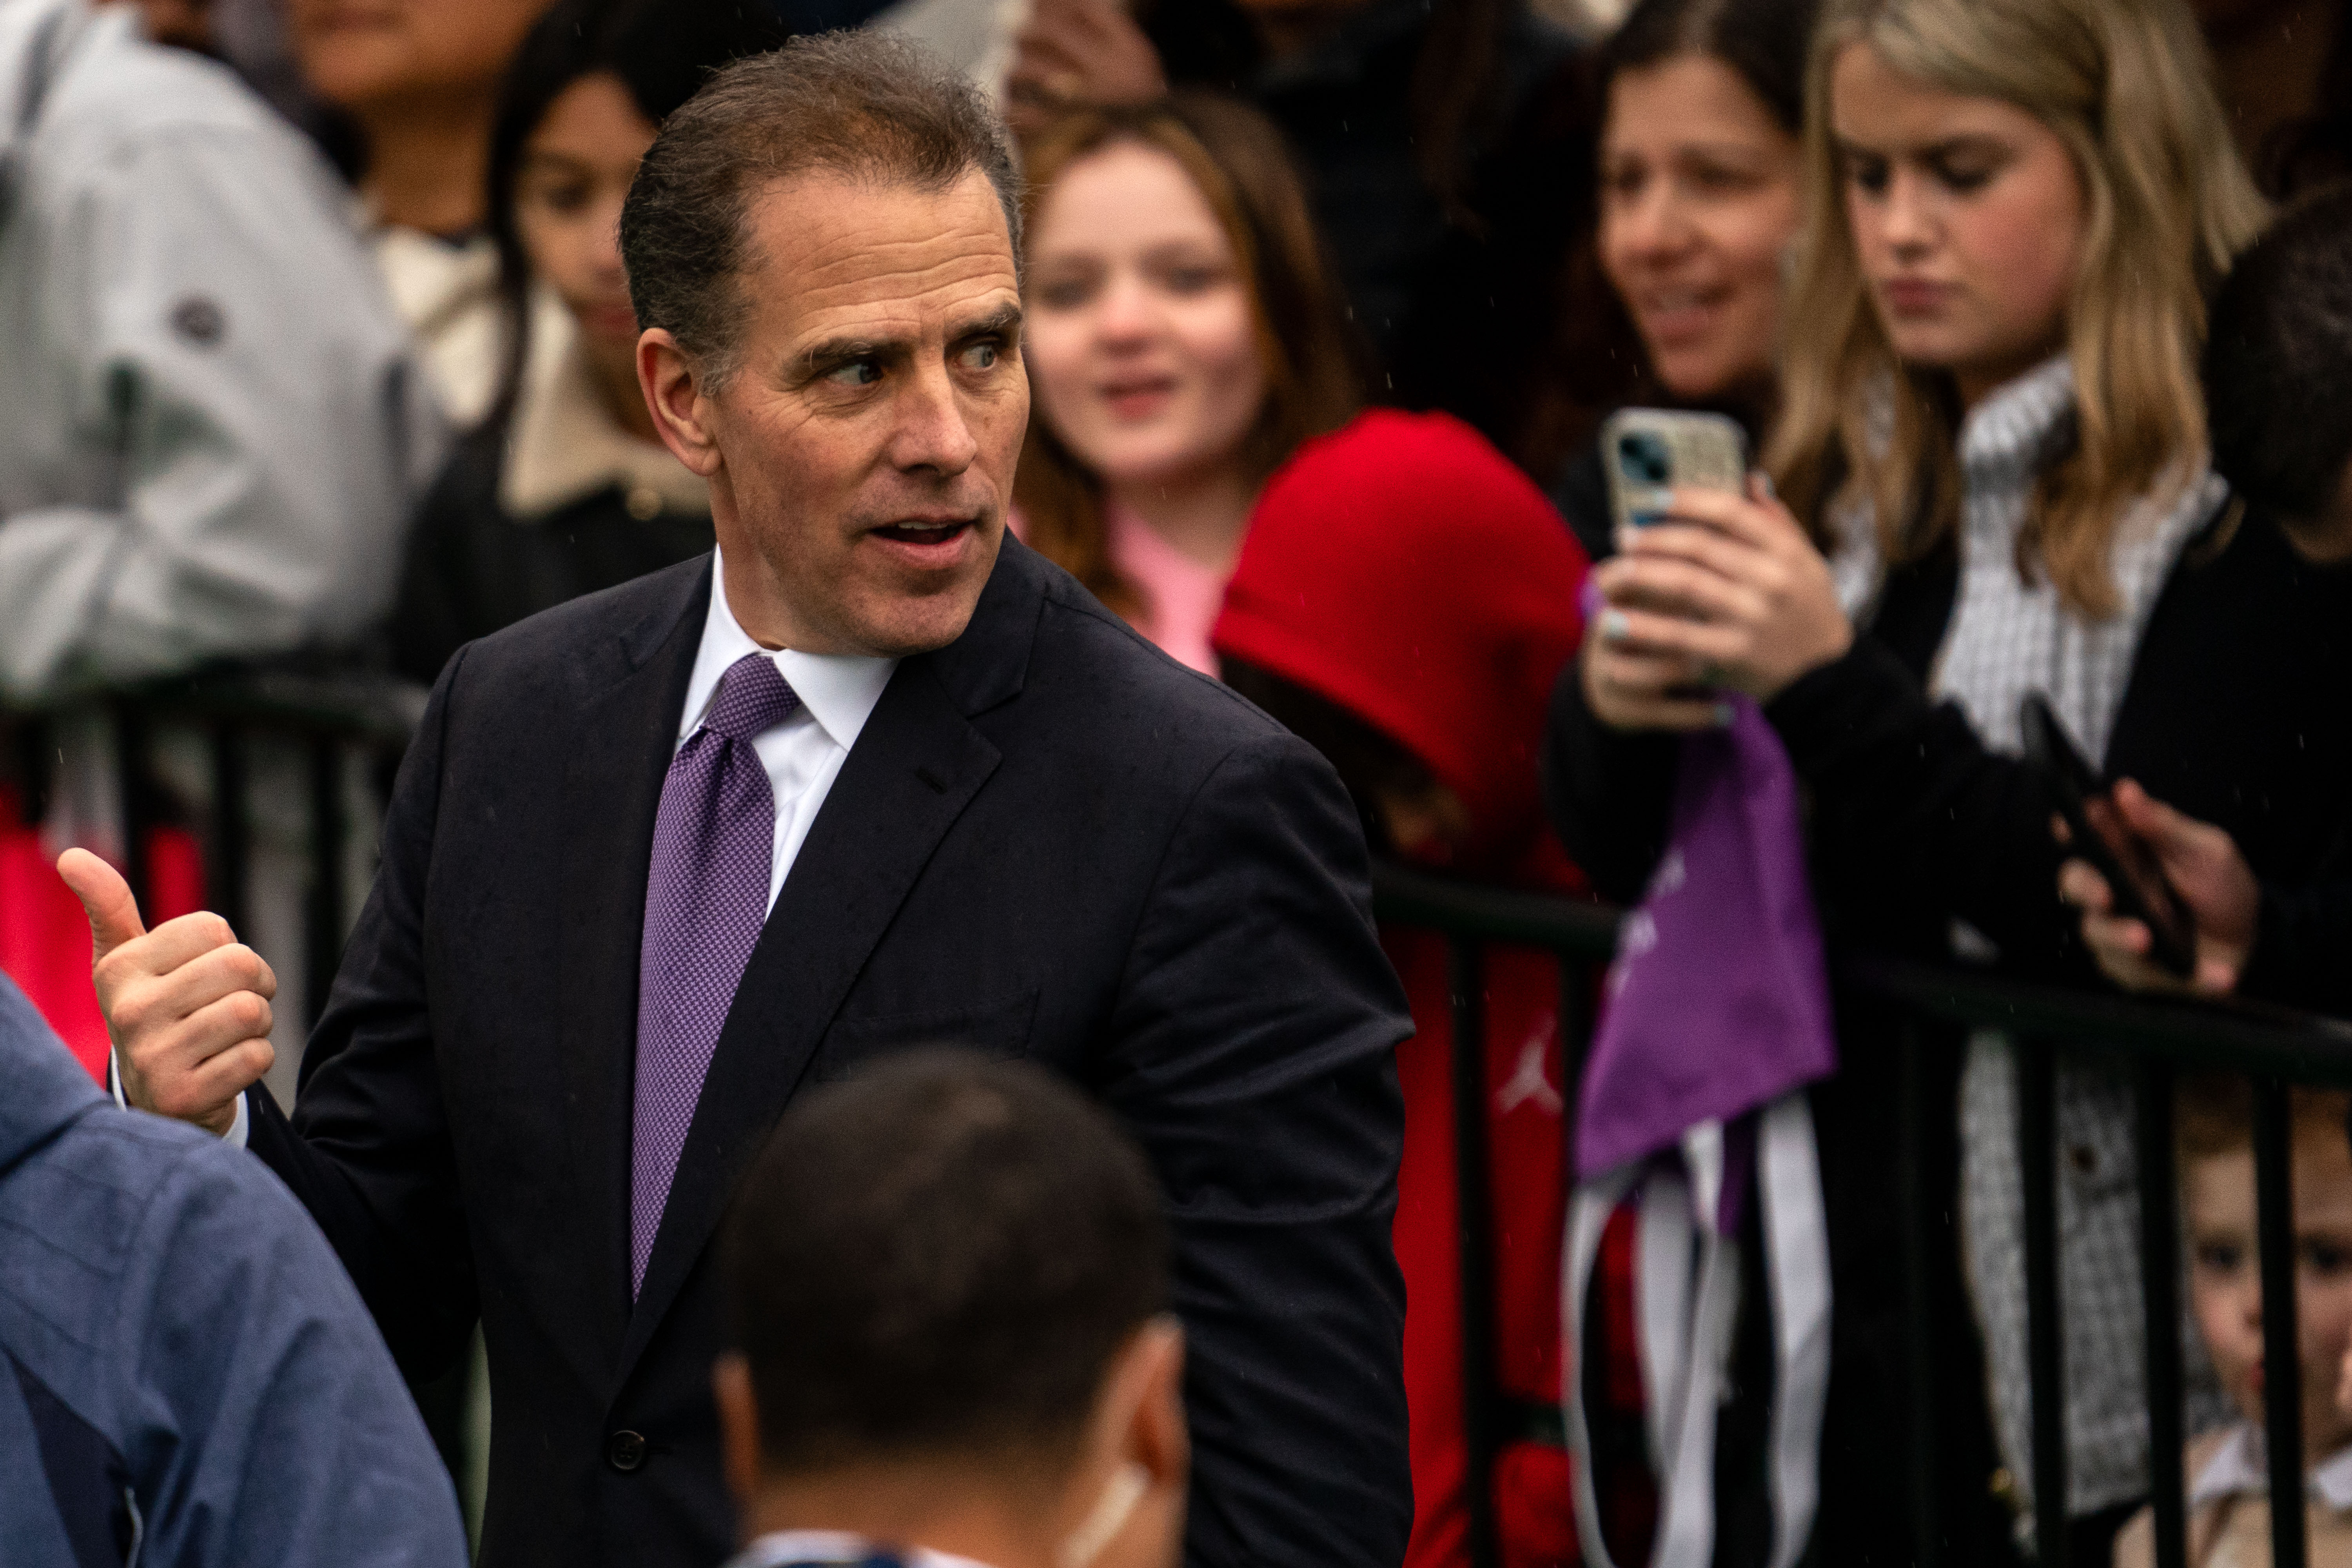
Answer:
[
  {"xmin": 53, "ymin": 848, "xmax": 276, "ymax": 1136},
  {"xmin": 1582, "ymin": 472, "xmax": 1853, "ymax": 731},
  {"xmin": 2056, "ymin": 779, "xmax": 2260, "ymax": 998}
]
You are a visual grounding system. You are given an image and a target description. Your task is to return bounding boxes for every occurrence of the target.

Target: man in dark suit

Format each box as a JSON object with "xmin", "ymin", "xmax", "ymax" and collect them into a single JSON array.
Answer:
[{"xmin": 60, "ymin": 30, "xmax": 1411, "ymax": 1568}]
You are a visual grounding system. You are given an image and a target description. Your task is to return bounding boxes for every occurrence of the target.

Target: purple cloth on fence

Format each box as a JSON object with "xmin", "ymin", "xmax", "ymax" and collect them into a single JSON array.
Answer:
[
  {"xmin": 1574, "ymin": 698, "xmax": 1837, "ymax": 1189},
  {"xmin": 631, "ymin": 652, "xmax": 800, "ymax": 1294}
]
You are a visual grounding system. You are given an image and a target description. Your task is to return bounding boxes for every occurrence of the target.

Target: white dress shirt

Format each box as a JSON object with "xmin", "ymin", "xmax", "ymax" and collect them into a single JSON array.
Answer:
[
  {"xmin": 679, "ymin": 547, "xmax": 898, "ymax": 911},
  {"xmin": 140, "ymin": 546, "xmax": 897, "ymax": 1147}
]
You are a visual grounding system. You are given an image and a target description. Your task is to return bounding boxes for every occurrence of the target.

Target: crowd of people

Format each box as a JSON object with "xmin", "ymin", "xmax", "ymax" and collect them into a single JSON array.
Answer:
[{"xmin": 3, "ymin": 0, "xmax": 2352, "ymax": 1565}]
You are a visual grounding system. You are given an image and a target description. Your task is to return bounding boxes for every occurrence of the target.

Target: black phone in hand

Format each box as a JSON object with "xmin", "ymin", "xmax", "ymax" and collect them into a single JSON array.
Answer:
[{"xmin": 2020, "ymin": 693, "xmax": 2198, "ymax": 978}]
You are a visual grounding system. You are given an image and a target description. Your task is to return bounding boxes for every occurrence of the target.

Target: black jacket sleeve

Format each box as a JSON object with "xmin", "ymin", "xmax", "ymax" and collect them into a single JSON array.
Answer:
[
  {"xmin": 1107, "ymin": 728, "xmax": 1414, "ymax": 1568},
  {"xmin": 1541, "ymin": 651, "xmax": 1682, "ymax": 905},
  {"xmin": 245, "ymin": 648, "xmax": 477, "ymax": 1381},
  {"xmin": 2239, "ymin": 880, "xmax": 2352, "ymax": 1016},
  {"xmin": 1763, "ymin": 637, "xmax": 2083, "ymax": 975}
]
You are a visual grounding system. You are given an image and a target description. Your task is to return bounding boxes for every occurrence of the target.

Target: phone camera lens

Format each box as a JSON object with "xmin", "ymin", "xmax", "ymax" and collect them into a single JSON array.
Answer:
[{"xmin": 1617, "ymin": 432, "xmax": 1672, "ymax": 486}]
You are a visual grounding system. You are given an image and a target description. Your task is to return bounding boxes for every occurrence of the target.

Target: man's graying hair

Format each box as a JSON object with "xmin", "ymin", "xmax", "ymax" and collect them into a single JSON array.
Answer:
[{"xmin": 619, "ymin": 31, "xmax": 1022, "ymax": 392}]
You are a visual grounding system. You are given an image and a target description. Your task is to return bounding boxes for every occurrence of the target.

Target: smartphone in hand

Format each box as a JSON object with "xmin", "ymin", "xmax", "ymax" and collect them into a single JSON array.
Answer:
[
  {"xmin": 2020, "ymin": 693, "xmax": 2198, "ymax": 977},
  {"xmin": 1600, "ymin": 409, "xmax": 1748, "ymax": 535}
]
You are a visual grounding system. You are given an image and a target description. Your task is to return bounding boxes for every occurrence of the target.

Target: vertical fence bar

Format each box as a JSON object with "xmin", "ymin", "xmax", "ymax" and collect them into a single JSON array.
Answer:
[
  {"xmin": 305, "ymin": 738, "xmax": 345, "ymax": 1028},
  {"xmin": 114, "ymin": 703, "xmax": 153, "ymax": 914},
  {"xmin": 207, "ymin": 725, "xmax": 249, "ymax": 937},
  {"xmin": 1897, "ymin": 1022, "xmax": 1944, "ymax": 1568},
  {"xmin": 2017, "ymin": 1036, "xmax": 2069, "ymax": 1568},
  {"xmin": 2134, "ymin": 1062, "xmax": 2187, "ymax": 1568},
  {"xmin": 2254, "ymin": 1077, "xmax": 2308, "ymax": 1568},
  {"xmin": 12, "ymin": 716, "xmax": 51, "ymax": 828},
  {"xmin": 1449, "ymin": 936, "xmax": 1500, "ymax": 1568}
]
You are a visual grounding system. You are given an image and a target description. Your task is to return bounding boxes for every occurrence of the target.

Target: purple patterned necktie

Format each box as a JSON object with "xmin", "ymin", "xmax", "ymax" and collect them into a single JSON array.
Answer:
[{"xmin": 630, "ymin": 652, "xmax": 801, "ymax": 1294}]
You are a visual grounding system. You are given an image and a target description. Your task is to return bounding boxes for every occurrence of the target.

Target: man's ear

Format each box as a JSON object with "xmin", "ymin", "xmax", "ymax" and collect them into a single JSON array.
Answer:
[
  {"xmin": 1069, "ymin": 1317, "xmax": 1188, "ymax": 1568},
  {"xmin": 713, "ymin": 1352, "xmax": 765, "ymax": 1508},
  {"xmin": 1123, "ymin": 1318, "xmax": 1187, "ymax": 1502},
  {"xmin": 640, "ymin": 327, "xmax": 725, "ymax": 478}
]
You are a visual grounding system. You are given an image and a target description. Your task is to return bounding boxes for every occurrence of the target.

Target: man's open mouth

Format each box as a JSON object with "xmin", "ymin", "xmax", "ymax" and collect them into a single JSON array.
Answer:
[{"xmin": 872, "ymin": 518, "xmax": 974, "ymax": 544}]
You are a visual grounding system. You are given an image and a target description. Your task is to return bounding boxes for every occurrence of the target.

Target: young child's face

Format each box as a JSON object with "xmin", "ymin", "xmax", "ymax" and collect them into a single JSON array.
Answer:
[{"xmin": 2186, "ymin": 1131, "xmax": 2352, "ymax": 1460}]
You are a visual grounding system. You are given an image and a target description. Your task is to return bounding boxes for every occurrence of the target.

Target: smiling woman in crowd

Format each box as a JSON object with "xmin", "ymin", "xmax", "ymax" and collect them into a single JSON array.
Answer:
[
  {"xmin": 390, "ymin": 0, "xmax": 782, "ymax": 684},
  {"xmin": 1552, "ymin": 0, "xmax": 1815, "ymax": 563},
  {"xmin": 1549, "ymin": 0, "xmax": 2272, "ymax": 1556},
  {"xmin": 1012, "ymin": 93, "xmax": 1362, "ymax": 673}
]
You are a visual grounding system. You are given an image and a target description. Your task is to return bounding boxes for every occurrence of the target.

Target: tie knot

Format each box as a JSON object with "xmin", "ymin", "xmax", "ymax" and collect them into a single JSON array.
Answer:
[{"xmin": 703, "ymin": 653, "xmax": 801, "ymax": 741}]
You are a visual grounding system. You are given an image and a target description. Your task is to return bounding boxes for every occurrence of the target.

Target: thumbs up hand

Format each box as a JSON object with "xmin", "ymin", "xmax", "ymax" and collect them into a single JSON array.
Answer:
[{"xmin": 56, "ymin": 849, "xmax": 276, "ymax": 1137}]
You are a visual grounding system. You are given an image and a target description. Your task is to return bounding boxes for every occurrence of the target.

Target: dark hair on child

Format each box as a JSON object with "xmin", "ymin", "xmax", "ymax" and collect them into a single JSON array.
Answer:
[
  {"xmin": 483, "ymin": 0, "xmax": 790, "ymax": 428},
  {"xmin": 1221, "ymin": 661, "xmax": 1437, "ymax": 858},
  {"xmin": 720, "ymin": 1050, "xmax": 1171, "ymax": 1474},
  {"xmin": 2203, "ymin": 185, "xmax": 2352, "ymax": 522},
  {"xmin": 1601, "ymin": 0, "xmax": 1823, "ymax": 136}
]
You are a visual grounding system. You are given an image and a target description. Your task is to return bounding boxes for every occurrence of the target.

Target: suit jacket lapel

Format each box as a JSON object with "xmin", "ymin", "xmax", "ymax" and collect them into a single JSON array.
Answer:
[
  {"xmin": 617, "ymin": 657, "xmax": 1001, "ymax": 1374},
  {"xmin": 552, "ymin": 559, "xmax": 710, "ymax": 1370}
]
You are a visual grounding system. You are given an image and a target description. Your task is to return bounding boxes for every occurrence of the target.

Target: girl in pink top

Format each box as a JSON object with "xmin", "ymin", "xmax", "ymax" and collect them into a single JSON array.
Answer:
[{"xmin": 1013, "ymin": 94, "xmax": 1362, "ymax": 673}]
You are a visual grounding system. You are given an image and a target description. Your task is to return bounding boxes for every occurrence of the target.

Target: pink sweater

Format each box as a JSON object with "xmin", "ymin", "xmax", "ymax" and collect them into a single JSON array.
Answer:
[{"xmin": 1010, "ymin": 503, "xmax": 1231, "ymax": 677}]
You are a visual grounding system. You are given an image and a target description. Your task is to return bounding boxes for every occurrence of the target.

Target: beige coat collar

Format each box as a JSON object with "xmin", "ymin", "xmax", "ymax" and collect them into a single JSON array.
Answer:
[{"xmin": 501, "ymin": 290, "xmax": 708, "ymax": 523}]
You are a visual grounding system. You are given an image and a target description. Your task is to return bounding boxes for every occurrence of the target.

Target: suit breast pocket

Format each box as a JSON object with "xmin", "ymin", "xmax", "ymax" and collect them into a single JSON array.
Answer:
[{"xmin": 813, "ymin": 986, "xmax": 1043, "ymax": 1083}]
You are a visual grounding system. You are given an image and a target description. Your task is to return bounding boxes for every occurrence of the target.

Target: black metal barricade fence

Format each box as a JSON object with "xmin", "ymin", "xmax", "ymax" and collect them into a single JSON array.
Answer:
[
  {"xmin": 1373, "ymin": 859, "xmax": 2352, "ymax": 1568},
  {"xmin": 8, "ymin": 668, "xmax": 423, "ymax": 1029},
  {"xmin": 15, "ymin": 680, "xmax": 2352, "ymax": 1568}
]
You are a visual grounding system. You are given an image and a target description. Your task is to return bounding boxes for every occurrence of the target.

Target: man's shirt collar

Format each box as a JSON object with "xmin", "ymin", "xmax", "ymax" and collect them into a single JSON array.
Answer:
[{"xmin": 681, "ymin": 546, "xmax": 897, "ymax": 750}]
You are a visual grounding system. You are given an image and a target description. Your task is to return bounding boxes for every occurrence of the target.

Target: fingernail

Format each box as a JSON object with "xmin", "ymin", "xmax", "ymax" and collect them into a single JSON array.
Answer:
[{"xmin": 1601, "ymin": 609, "xmax": 1630, "ymax": 641}]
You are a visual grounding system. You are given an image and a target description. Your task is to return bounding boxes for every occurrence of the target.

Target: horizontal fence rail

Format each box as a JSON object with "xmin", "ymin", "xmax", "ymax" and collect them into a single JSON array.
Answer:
[
  {"xmin": 9, "ymin": 668, "xmax": 424, "ymax": 1027},
  {"xmin": 1371, "ymin": 860, "xmax": 2352, "ymax": 1568}
]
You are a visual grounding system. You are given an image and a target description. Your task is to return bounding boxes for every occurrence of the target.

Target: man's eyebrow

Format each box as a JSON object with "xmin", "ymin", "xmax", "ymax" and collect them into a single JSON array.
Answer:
[
  {"xmin": 793, "ymin": 305, "xmax": 1023, "ymax": 376},
  {"xmin": 952, "ymin": 302, "xmax": 1024, "ymax": 341},
  {"xmin": 795, "ymin": 332, "xmax": 911, "ymax": 375}
]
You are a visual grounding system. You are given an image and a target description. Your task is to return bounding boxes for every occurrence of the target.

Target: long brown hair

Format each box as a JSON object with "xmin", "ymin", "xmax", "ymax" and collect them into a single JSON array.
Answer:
[
  {"xmin": 1765, "ymin": 0, "xmax": 2266, "ymax": 617},
  {"xmin": 1014, "ymin": 93, "xmax": 1363, "ymax": 618}
]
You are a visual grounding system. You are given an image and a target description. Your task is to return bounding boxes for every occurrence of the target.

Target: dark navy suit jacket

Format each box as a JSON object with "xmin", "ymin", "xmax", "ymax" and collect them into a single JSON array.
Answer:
[{"xmin": 246, "ymin": 538, "xmax": 1415, "ymax": 1568}]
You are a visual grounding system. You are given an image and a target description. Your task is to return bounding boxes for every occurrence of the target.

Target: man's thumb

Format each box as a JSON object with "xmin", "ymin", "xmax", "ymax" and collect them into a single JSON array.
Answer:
[{"xmin": 56, "ymin": 848, "xmax": 146, "ymax": 963}]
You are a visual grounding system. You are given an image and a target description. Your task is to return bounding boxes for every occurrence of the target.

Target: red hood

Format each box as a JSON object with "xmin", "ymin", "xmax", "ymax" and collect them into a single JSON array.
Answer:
[{"xmin": 1214, "ymin": 409, "xmax": 1591, "ymax": 880}]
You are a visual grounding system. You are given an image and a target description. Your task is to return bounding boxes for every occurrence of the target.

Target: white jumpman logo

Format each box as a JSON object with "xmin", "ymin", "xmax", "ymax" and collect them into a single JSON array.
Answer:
[{"xmin": 1495, "ymin": 1025, "xmax": 1562, "ymax": 1116}]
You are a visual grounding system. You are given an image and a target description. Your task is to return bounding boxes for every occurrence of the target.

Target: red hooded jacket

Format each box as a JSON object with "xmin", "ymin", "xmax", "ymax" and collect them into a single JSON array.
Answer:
[{"xmin": 1216, "ymin": 408, "xmax": 1594, "ymax": 1568}]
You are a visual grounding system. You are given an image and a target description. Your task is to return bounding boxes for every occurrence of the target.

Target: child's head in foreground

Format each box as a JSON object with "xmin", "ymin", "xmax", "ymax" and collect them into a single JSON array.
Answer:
[
  {"xmin": 719, "ymin": 1050, "xmax": 1186, "ymax": 1568},
  {"xmin": 2179, "ymin": 1076, "xmax": 2352, "ymax": 1461}
]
